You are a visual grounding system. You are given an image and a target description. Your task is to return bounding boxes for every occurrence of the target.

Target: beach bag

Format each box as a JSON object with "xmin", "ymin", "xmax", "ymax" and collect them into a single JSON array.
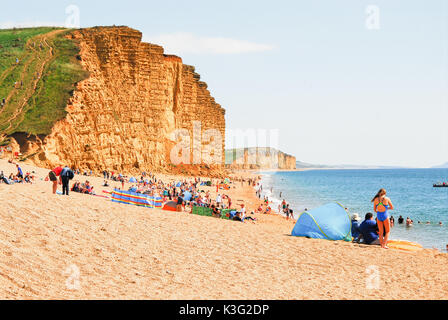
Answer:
[
  {"xmin": 63, "ymin": 169, "xmax": 75, "ymax": 180},
  {"xmin": 67, "ymin": 169, "xmax": 74, "ymax": 180}
]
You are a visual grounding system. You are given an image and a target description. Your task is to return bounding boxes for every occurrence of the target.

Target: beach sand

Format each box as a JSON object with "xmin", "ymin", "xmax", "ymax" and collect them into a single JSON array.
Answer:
[{"xmin": 1, "ymin": 159, "xmax": 447, "ymax": 300}]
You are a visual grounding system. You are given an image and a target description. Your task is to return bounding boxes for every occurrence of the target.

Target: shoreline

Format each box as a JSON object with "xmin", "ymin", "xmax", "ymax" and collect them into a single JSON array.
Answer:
[
  {"xmin": 1, "ymin": 159, "xmax": 448, "ymax": 299},
  {"xmin": 257, "ymin": 168, "xmax": 447, "ymax": 251}
]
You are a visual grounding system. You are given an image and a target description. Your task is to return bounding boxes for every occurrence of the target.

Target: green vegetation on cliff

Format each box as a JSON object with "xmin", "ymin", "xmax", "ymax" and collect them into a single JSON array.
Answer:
[{"xmin": 0, "ymin": 27, "xmax": 89, "ymax": 137}]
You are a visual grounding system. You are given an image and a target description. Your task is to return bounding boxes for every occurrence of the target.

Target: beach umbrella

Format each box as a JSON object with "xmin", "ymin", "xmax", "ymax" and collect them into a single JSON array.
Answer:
[{"xmin": 129, "ymin": 177, "xmax": 137, "ymax": 183}]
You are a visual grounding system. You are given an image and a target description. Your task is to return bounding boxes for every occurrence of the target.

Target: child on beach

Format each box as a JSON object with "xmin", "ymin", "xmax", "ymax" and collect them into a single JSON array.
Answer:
[
  {"xmin": 351, "ymin": 213, "xmax": 361, "ymax": 241},
  {"xmin": 372, "ymin": 188, "xmax": 394, "ymax": 249}
]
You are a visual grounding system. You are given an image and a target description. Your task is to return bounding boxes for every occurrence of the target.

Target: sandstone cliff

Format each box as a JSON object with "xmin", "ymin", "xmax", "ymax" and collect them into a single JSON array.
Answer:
[
  {"xmin": 9, "ymin": 27, "xmax": 226, "ymax": 175},
  {"xmin": 226, "ymin": 148, "xmax": 296, "ymax": 170}
]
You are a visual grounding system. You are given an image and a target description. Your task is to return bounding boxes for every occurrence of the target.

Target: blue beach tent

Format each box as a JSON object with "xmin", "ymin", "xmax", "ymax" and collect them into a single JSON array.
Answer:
[
  {"xmin": 291, "ymin": 203, "xmax": 352, "ymax": 241},
  {"xmin": 129, "ymin": 177, "xmax": 137, "ymax": 183}
]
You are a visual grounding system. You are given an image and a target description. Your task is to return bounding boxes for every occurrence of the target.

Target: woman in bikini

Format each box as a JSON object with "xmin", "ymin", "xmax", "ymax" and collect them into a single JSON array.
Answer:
[{"xmin": 371, "ymin": 188, "xmax": 394, "ymax": 249}]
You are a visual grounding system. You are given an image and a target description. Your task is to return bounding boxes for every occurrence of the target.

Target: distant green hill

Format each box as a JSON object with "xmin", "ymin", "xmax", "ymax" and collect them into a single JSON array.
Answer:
[{"xmin": 0, "ymin": 27, "xmax": 88, "ymax": 138}]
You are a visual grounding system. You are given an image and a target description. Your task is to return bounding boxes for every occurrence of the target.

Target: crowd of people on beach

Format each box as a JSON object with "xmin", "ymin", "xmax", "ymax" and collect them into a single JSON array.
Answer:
[
  {"xmin": 0, "ymin": 163, "xmax": 35, "ymax": 185},
  {"xmin": 42, "ymin": 165, "xmax": 261, "ymax": 223},
  {"xmin": 123, "ymin": 175, "xmax": 259, "ymax": 223},
  {"xmin": 2, "ymin": 160, "xmax": 445, "ymax": 245},
  {"xmin": 254, "ymin": 181, "xmax": 296, "ymax": 221}
]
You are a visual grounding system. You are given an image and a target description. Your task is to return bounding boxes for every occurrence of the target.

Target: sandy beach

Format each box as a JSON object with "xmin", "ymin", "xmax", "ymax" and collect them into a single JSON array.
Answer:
[{"xmin": 1, "ymin": 159, "xmax": 448, "ymax": 300}]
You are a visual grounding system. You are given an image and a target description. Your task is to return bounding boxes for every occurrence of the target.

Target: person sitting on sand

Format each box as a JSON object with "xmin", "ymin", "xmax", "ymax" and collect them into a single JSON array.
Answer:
[
  {"xmin": 211, "ymin": 205, "xmax": 221, "ymax": 218},
  {"xmin": 265, "ymin": 206, "xmax": 272, "ymax": 214},
  {"xmin": 357, "ymin": 213, "xmax": 381, "ymax": 245},
  {"xmin": 24, "ymin": 172, "xmax": 32, "ymax": 183},
  {"xmin": 372, "ymin": 188, "xmax": 394, "ymax": 249},
  {"xmin": 102, "ymin": 180, "xmax": 109, "ymax": 187},
  {"xmin": 351, "ymin": 213, "xmax": 361, "ymax": 242},
  {"xmin": 82, "ymin": 181, "xmax": 94, "ymax": 195},
  {"xmin": 71, "ymin": 181, "xmax": 80, "ymax": 192},
  {"xmin": 233, "ymin": 212, "xmax": 243, "ymax": 222}
]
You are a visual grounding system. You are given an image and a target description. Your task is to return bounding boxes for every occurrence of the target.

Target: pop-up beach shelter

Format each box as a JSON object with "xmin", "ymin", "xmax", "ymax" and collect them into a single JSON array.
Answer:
[
  {"xmin": 129, "ymin": 177, "xmax": 137, "ymax": 183},
  {"xmin": 291, "ymin": 203, "xmax": 352, "ymax": 241},
  {"xmin": 162, "ymin": 201, "xmax": 178, "ymax": 212}
]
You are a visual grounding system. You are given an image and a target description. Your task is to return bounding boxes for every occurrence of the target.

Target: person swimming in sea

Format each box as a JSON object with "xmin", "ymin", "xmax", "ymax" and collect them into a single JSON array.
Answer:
[{"xmin": 372, "ymin": 188, "xmax": 394, "ymax": 249}]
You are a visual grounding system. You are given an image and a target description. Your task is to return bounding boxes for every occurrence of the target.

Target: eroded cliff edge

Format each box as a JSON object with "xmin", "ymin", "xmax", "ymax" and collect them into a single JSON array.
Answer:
[
  {"xmin": 12, "ymin": 26, "xmax": 226, "ymax": 175},
  {"xmin": 226, "ymin": 148, "xmax": 296, "ymax": 170}
]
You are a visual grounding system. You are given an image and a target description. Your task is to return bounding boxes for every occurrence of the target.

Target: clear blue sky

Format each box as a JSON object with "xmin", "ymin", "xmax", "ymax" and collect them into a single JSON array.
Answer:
[{"xmin": 1, "ymin": 0, "xmax": 447, "ymax": 167}]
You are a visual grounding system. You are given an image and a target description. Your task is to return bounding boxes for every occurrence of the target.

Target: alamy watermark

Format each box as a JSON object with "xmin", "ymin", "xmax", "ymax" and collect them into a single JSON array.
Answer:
[
  {"xmin": 169, "ymin": 121, "xmax": 280, "ymax": 168},
  {"xmin": 365, "ymin": 265, "xmax": 380, "ymax": 289},
  {"xmin": 65, "ymin": 4, "xmax": 81, "ymax": 28},
  {"xmin": 63, "ymin": 264, "xmax": 81, "ymax": 290},
  {"xmin": 365, "ymin": 5, "xmax": 381, "ymax": 30}
]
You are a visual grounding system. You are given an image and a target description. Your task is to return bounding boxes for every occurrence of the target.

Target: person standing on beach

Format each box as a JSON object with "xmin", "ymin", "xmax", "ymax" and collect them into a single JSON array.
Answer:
[
  {"xmin": 285, "ymin": 204, "xmax": 290, "ymax": 220},
  {"xmin": 281, "ymin": 200, "xmax": 287, "ymax": 214},
  {"xmin": 216, "ymin": 194, "xmax": 222, "ymax": 208},
  {"xmin": 16, "ymin": 164, "xmax": 23, "ymax": 179},
  {"xmin": 177, "ymin": 194, "xmax": 184, "ymax": 212},
  {"xmin": 48, "ymin": 166, "xmax": 63, "ymax": 194},
  {"xmin": 60, "ymin": 166, "xmax": 74, "ymax": 195},
  {"xmin": 372, "ymin": 188, "xmax": 394, "ymax": 249}
]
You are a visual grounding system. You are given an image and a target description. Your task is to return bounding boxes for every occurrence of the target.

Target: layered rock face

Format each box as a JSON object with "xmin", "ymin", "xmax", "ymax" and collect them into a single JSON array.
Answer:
[
  {"xmin": 21, "ymin": 27, "xmax": 226, "ymax": 174},
  {"xmin": 226, "ymin": 148, "xmax": 296, "ymax": 170}
]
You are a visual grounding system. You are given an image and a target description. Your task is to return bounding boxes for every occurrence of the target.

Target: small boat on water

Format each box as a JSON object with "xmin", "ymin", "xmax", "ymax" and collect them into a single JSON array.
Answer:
[{"xmin": 433, "ymin": 183, "xmax": 448, "ymax": 188}]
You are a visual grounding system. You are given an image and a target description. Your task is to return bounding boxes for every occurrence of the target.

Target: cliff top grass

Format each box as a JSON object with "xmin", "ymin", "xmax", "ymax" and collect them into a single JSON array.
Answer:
[{"xmin": 0, "ymin": 27, "xmax": 89, "ymax": 137}]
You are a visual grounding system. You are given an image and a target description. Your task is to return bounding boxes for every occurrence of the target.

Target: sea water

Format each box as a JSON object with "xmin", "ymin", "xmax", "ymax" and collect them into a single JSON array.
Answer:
[{"xmin": 259, "ymin": 169, "xmax": 448, "ymax": 251}]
